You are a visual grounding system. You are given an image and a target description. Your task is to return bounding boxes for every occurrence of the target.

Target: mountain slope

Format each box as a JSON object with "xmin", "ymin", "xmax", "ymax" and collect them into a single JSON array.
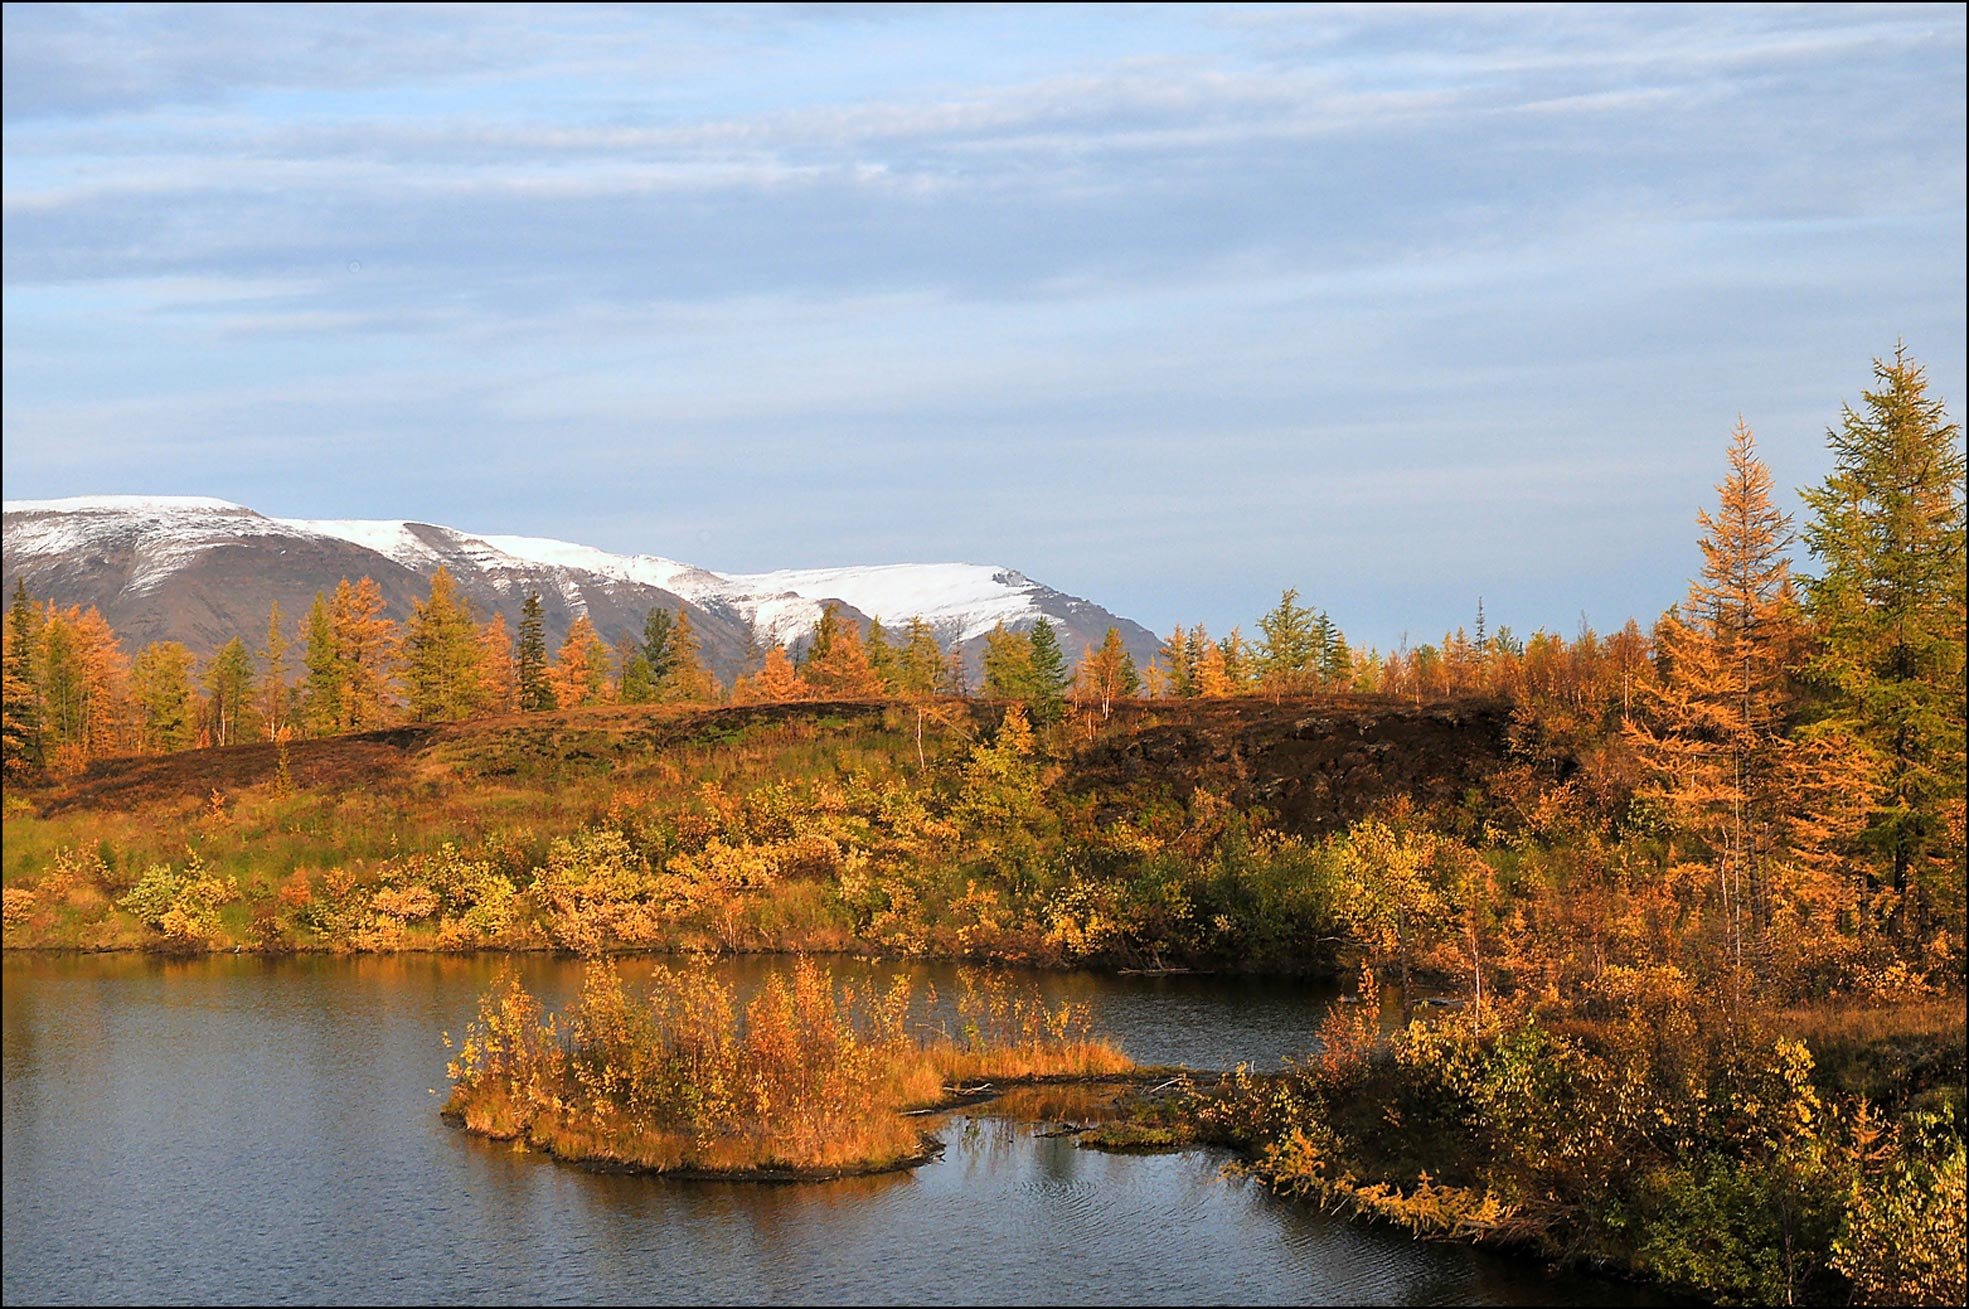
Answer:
[{"xmin": 1, "ymin": 496, "xmax": 1159, "ymax": 681}]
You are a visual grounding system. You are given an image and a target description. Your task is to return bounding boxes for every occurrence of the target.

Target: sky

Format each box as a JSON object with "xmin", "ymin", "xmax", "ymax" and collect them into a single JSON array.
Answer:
[{"xmin": 3, "ymin": 3, "xmax": 1963, "ymax": 650}]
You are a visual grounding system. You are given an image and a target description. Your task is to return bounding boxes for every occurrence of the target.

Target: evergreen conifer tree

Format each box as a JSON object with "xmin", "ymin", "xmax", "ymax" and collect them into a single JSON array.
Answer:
[
  {"xmin": 1026, "ymin": 619, "xmax": 1070, "ymax": 723},
  {"xmin": 1321, "ymin": 631, "xmax": 1354, "ymax": 689},
  {"xmin": 2, "ymin": 579, "xmax": 44, "ymax": 778},
  {"xmin": 642, "ymin": 608, "xmax": 676, "ymax": 685},
  {"xmin": 866, "ymin": 617, "xmax": 900, "ymax": 693},
  {"xmin": 617, "ymin": 647, "xmax": 656, "ymax": 703},
  {"xmin": 1184, "ymin": 625, "xmax": 1210, "ymax": 695},
  {"xmin": 516, "ymin": 591, "xmax": 552, "ymax": 712},
  {"xmin": 1311, "ymin": 612, "xmax": 1338, "ymax": 685},
  {"xmin": 1799, "ymin": 348, "xmax": 1966, "ymax": 925}
]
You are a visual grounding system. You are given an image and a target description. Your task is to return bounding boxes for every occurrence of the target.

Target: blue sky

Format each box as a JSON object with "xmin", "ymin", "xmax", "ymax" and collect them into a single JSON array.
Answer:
[{"xmin": 3, "ymin": 3, "xmax": 1963, "ymax": 649}]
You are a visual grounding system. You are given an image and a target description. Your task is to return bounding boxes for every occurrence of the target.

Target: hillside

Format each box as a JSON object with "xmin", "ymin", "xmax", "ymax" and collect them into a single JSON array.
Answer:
[
  {"xmin": 1, "ymin": 695, "xmax": 1516, "ymax": 968},
  {"xmin": 18, "ymin": 696, "xmax": 1512, "ymax": 837}
]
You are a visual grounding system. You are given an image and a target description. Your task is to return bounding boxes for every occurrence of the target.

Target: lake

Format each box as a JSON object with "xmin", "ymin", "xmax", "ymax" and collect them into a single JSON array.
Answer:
[{"xmin": 2, "ymin": 954, "xmax": 1665, "ymax": 1305}]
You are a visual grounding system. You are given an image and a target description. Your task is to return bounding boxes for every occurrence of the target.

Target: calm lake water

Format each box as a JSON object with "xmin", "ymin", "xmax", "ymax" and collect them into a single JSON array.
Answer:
[{"xmin": 2, "ymin": 954, "xmax": 1664, "ymax": 1306}]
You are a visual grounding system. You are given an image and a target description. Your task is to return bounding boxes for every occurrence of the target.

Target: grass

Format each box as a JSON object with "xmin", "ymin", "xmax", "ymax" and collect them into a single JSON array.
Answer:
[
  {"xmin": 1776, "ymin": 998, "xmax": 1969, "ymax": 1114},
  {"xmin": 5, "ymin": 705, "xmax": 933, "ymax": 888},
  {"xmin": 441, "ymin": 958, "xmax": 1134, "ymax": 1176},
  {"xmin": 1774, "ymin": 999, "xmax": 1965, "ymax": 1045}
]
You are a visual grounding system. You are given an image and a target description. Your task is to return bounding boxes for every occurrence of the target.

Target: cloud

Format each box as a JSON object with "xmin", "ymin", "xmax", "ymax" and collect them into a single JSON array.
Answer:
[{"xmin": 2, "ymin": 4, "xmax": 1963, "ymax": 645}]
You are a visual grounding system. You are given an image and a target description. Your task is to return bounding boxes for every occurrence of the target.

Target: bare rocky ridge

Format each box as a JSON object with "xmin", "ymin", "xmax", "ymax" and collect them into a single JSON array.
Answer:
[{"xmin": 1, "ymin": 496, "xmax": 1159, "ymax": 681}]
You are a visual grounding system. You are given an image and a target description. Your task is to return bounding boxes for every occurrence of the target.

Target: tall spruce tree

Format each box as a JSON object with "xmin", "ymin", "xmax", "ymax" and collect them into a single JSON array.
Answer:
[
  {"xmin": 1026, "ymin": 619, "xmax": 1070, "ymax": 723},
  {"xmin": 2, "ymin": 579, "xmax": 44, "ymax": 778},
  {"xmin": 1799, "ymin": 347, "xmax": 1966, "ymax": 925},
  {"xmin": 866, "ymin": 617, "xmax": 899, "ymax": 693},
  {"xmin": 642, "ymin": 608, "xmax": 676, "ymax": 685},
  {"xmin": 516, "ymin": 591, "xmax": 552, "ymax": 712},
  {"xmin": 1311, "ymin": 612, "xmax": 1338, "ymax": 685},
  {"xmin": 1321, "ymin": 630, "xmax": 1354, "ymax": 688}
]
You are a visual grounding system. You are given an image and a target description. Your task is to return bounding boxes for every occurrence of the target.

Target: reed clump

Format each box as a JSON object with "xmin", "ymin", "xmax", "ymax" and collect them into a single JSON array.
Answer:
[{"xmin": 443, "ymin": 959, "xmax": 1132, "ymax": 1175}]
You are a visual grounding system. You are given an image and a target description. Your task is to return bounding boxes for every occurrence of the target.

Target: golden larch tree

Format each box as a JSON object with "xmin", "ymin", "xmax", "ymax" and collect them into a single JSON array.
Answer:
[
  {"xmin": 477, "ymin": 612, "xmax": 515, "ymax": 714},
  {"xmin": 329, "ymin": 577, "xmax": 399, "ymax": 730},
  {"xmin": 734, "ymin": 645, "xmax": 810, "ymax": 704},
  {"xmin": 801, "ymin": 603, "xmax": 884, "ymax": 698},
  {"xmin": 1625, "ymin": 419, "xmax": 1803, "ymax": 990},
  {"xmin": 549, "ymin": 616, "xmax": 613, "ymax": 710}
]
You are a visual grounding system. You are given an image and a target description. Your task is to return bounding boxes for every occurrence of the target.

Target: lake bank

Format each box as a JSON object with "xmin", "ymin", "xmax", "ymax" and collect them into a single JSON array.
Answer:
[{"xmin": 2, "ymin": 951, "xmax": 1670, "ymax": 1306}]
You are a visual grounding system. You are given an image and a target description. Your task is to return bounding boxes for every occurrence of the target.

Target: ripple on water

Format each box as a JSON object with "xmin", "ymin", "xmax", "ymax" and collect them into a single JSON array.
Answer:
[{"xmin": 3, "ymin": 954, "xmax": 1672, "ymax": 1307}]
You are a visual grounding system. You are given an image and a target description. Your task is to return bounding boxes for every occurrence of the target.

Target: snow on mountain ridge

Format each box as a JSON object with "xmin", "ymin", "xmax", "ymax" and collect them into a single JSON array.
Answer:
[
  {"xmin": 278, "ymin": 519, "xmax": 1062, "ymax": 643},
  {"xmin": 475, "ymin": 534, "xmax": 714, "ymax": 595},
  {"xmin": 5, "ymin": 496, "xmax": 289, "ymax": 596},
  {"xmin": 3, "ymin": 500, "xmax": 1071, "ymax": 643},
  {"xmin": 3, "ymin": 495, "xmax": 253, "ymax": 515},
  {"xmin": 728, "ymin": 563, "xmax": 1043, "ymax": 644},
  {"xmin": 285, "ymin": 519, "xmax": 449, "ymax": 571}
]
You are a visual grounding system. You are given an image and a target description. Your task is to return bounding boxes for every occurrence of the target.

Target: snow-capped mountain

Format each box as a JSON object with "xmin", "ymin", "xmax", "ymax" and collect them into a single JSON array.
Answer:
[{"xmin": 0, "ymin": 496, "xmax": 1158, "ymax": 681}]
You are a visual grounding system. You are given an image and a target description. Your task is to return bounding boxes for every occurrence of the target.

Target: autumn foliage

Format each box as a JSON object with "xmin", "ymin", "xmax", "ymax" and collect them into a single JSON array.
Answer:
[
  {"xmin": 3, "ymin": 346, "xmax": 1964, "ymax": 1305},
  {"xmin": 443, "ymin": 959, "xmax": 1131, "ymax": 1174}
]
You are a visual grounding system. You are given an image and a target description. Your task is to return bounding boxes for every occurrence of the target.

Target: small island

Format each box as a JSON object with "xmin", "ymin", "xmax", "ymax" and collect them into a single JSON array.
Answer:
[{"xmin": 442, "ymin": 959, "xmax": 1136, "ymax": 1179}]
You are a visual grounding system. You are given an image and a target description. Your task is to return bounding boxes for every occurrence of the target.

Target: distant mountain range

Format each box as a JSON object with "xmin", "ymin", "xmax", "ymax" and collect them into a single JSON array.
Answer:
[{"xmin": 0, "ymin": 496, "xmax": 1159, "ymax": 681}]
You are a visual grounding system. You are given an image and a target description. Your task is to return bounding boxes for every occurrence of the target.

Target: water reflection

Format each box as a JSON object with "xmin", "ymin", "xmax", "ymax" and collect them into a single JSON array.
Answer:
[{"xmin": 4, "ymin": 954, "xmax": 1664, "ymax": 1306}]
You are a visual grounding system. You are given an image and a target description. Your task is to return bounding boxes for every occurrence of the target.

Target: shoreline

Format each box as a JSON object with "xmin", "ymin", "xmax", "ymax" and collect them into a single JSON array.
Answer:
[
  {"xmin": 441, "ymin": 1071, "xmax": 1177, "ymax": 1183},
  {"xmin": 0, "ymin": 940, "xmax": 1350, "ymax": 980}
]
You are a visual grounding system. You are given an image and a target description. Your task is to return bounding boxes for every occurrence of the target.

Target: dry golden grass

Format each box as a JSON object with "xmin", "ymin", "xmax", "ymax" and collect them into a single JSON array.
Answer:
[
  {"xmin": 1773, "ymin": 999, "xmax": 1966, "ymax": 1045},
  {"xmin": 443, "ymin": 959, "xmax": 1134, "ymax": 1176}
]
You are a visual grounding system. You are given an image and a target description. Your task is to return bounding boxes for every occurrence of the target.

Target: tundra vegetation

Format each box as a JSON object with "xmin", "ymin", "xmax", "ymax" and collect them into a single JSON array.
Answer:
[
  {"xmin": 441, "ymin": 959, "xmax": 1132, "ymax": 1175},
  {"xmin": 2, "ymin": 349, "xmax": 1962, "ymax": 1304}
]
